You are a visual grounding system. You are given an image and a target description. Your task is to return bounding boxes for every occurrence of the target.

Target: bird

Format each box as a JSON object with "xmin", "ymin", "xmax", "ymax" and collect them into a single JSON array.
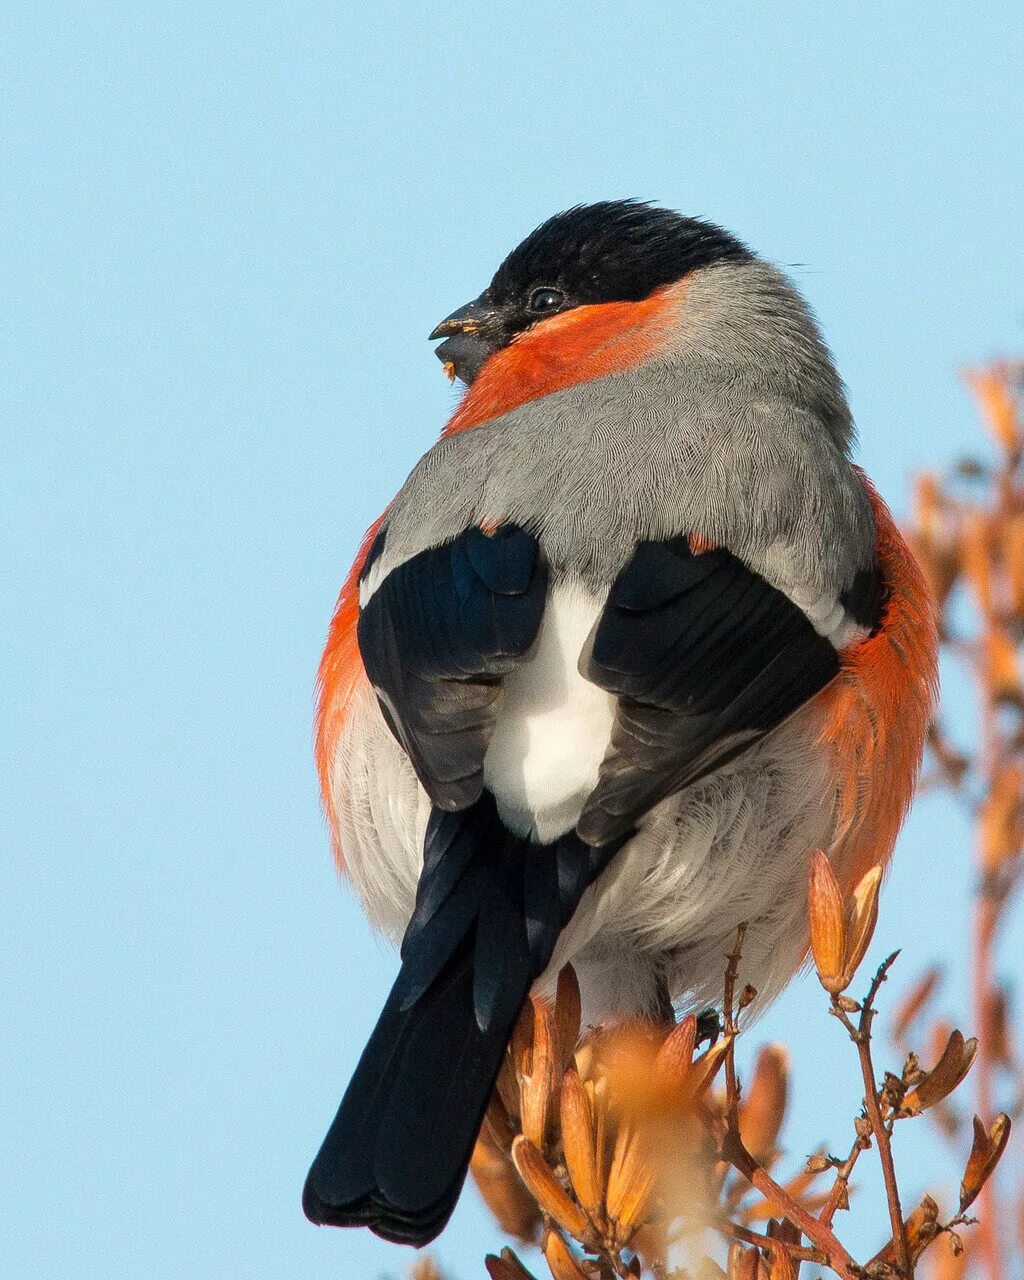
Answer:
[{"xmin": 303, "ymin": 200, "xmax": 938, "ymax": 1247}]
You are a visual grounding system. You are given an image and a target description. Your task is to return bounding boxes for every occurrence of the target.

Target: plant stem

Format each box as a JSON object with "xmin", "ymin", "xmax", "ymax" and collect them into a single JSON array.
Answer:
[
  {"xmin": 971, "ymin": 886, "xmax": 1003, "ymax": 1280},
  {"xmin": 836, "ymin": 954, "xmax": 910, "ymax": 1277},
  {"xmin": 818, "ymin": 1134, "xmax": 867, "ymax": 1227}
]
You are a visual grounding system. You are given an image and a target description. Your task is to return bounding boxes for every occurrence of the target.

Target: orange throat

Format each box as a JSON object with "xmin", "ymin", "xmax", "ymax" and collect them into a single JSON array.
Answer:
[{"xmin": 442, "ymin": 285, "xmax": 680, "ymax": 436}]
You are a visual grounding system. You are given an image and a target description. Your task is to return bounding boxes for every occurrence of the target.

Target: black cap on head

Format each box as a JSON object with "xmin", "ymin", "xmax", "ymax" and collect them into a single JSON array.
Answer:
[
  {"xmin": 489, "ymin": 199, "xmax": 751, "ymax": 307},
  {"xmin": 430, "ymin": 200, "xmax": 751, "ymax": 384}
]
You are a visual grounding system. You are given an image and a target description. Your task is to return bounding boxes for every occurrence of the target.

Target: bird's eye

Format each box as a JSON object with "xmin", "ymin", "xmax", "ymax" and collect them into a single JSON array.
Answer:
[{"xmin": 528, "ymin": 287, "xmax": 565, "ymax": 314}]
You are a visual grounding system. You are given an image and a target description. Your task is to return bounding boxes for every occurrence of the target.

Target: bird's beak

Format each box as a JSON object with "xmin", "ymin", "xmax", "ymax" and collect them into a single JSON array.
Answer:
[{"xmin": 429, "ymin": 294, "xmax": 503, "ymax": 385}]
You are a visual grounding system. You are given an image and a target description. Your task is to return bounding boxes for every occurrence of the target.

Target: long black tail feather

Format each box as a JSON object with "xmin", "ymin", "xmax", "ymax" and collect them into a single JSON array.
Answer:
[{"xmin": 303, "ymin": 794, "xmax": 625, "ymax": 1245}]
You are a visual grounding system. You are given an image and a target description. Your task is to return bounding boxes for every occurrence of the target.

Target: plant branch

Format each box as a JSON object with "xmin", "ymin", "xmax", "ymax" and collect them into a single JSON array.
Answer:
[{"xmin": 832, "ymin": 953, "xmax": 910, "ymax": 1277}]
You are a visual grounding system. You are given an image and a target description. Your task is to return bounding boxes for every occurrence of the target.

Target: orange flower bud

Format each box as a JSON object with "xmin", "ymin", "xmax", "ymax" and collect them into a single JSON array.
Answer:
[
  {"xmin": 471, "ymin": 1135, "xmax": 542, "ymax": 1243},
  {"xmin": 654, "ymin": 1013, "xmax": 697, "ymax": 1089},
  {"xmin": 739, "ymin": 1044, "xmax": 788, "ymax": 1166},
  {"xmin": 964, "ymin": 365, "xmax": 1020, "ymax": 455},
  {"xmin": 605, "ymin": 1124, "xmax": 656, "ymax": 1241},
  {"xmin": 984, "ymin": 626, "xmax": 1023, "ymax": 703},
  {"xmin": 979, "ymin": 764, "xmax": 1024, "ymax": 877},
  {"xmin": 808, "ymin": 851, "xmax": 847, "ymax": 992},
  {"xmin": 521, "ymin": 998, "xmax": 558, "ymax": 1150},
  {"xmin": 560, "ymin": 1068, "xmax": 602, "ymax": 1222},
  {"xmin": 891, "ymin": 966, "xmax": 943, "ymax": 1044},
  {"xmin": 961, "ymin": 513, "xmax": 994, "ymax": 615},
  {"xmin": 543, "ymin": 1230, "xmax": 589, "ymax": 1280},
  {"xmin": 842, "ymin": 864, "xmax": 883, "ymax": 988},
  {"xmin": 767, "ymin": 1241, "xmax": 797, "ymax": 1280},
  {"xmin": 900, "ymin": 1030, "xmax": 977, "ymax": 1117},
  {"xmin": 486, "ymin": 1247, "xmax": 539, "ymax": 1280},
  {"xmin": 960, "ymin": 1113, "xmax": 1011, "ymax": 1211},
  {"xmin": 554, "ymin": 966, "xmax": 582, "ymax": 1073},
  {"xmin": 511, "ymin": 1136, "xmax": 591, "ymax": 1242}
]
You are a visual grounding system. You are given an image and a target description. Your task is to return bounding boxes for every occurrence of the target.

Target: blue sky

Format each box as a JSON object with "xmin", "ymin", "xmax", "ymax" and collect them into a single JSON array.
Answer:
[{"xmin": 2, "ymin": 5, "xmax": 1022, "ymax": 1278}]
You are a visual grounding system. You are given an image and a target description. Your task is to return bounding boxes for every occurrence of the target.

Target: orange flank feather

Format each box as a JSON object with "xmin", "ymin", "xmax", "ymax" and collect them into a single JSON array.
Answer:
[
  {"xmin": 814, "ymin": 472, "xmax": 939, "ymax": 894},
  {"xmin": 314, "ymin": 514, "xmax": 384, "ymax": 867}
]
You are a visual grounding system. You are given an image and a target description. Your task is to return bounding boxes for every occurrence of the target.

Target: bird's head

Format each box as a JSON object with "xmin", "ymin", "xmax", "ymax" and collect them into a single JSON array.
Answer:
[
  {"xmin": 429, "ymin": 199, "xmax": 751, "ymax": 385},
  {"xmin": 429, "ymin": 200, "xmax": 851, "ymax": 452}
]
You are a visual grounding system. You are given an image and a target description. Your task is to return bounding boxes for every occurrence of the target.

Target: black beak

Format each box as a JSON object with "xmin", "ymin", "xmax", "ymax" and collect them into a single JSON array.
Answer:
[{"xmin": 429, "ymin": 294, "xmax": 503, "ymax": 385}]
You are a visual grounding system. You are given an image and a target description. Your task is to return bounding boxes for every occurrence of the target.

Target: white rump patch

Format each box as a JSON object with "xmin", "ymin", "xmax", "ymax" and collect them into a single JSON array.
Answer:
[{"xmin": 483, "ymin": 581, "xmax": 616, "ymax": 842}]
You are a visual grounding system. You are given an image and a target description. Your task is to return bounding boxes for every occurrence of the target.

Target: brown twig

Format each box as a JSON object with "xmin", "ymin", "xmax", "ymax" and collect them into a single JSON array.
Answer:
[
  {"xmin": 719, "ymin": 1129, "xmax": 860, "ymax": 1280},
  {"xmin": 719, "ymin": 926, "xmax": 861, "ymax": 1280},
  {"xmin": 831, "ymin": 953, "xmax": 910, "ymax": 1277},
  {"xmin": 972, "ymin": 879, "xmax": 1004, "ymax": 1280},
  {"xmin": 818, "ymin": 1132, "xmax": 869, "ymax": 1228},
  {"xmin": 722, "ymin": 1222, "xmax": 827, "ymax": 1266}
]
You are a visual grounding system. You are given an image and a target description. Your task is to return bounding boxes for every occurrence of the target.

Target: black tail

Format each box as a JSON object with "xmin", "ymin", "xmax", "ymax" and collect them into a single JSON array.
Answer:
[{"xmin": 303, "ymin": 794, "xmax": 625, "ymax": 1245}]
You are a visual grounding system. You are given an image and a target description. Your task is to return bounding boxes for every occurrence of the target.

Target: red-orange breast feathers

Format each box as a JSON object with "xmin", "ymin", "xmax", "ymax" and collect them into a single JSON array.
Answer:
[{"xmin": 813, "ymin": 473, "xmax": 939, "ymax": 894}]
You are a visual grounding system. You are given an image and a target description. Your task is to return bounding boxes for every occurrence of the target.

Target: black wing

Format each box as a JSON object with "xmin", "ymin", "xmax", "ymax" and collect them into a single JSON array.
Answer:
[
  {"xmin": 577, "ymin": 536, "xmax": 841, "ymax": 846},
  {"xmin": 357, "ymin": 523, "xmax": 548, "ymax": 811}
]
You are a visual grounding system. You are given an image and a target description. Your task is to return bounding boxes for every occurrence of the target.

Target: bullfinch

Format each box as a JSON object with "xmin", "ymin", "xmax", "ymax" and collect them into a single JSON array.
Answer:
[{"xmin": 303, "ymin": 201, "xmax": 938, "ymax": 1245}]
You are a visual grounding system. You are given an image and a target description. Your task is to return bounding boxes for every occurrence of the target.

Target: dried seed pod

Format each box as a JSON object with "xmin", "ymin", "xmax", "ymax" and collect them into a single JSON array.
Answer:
[
  {"xmin": 782, "ymin": 1152, "xmax": 830, "ymax": 1203},
  {"xmin": 807, "ymin": 854, "xmax": 884, "ymax": 993},
  {"xmin": 960, "ymin": 1113, "xmax": 1011, "ymax": 1211},
  {"xmin": 483, "ymin": 1090, "xmax": 518, "ymax": 1152},
  {"xmin": 890, "ymin": 966, "xmax": 943, "ymax": 1044},
  {"xmin": 471, "ymin": 1133, "xmax": 542, "ymax": 1243},
  {"xmin": 900, "ymin": 1030, "xmax": 977, "ymax": 1117},
  {"xmin": 1003, "ymin": 515, "xmax": 1024, "ymax": 620},
  {"xmin": 739, "ymin": 1190, "xmax": 830, "ymax": 1224},
  {"xmin": 979, "ymin": 763, "xmax": 1024, "ymax": 877},
  {"xmin": 486, "ymin": 1247, "xmax": 539, "ymax": 1280},
  {"xmin": 521, "ymin": 998, "xmax": 558, "ymax": 1150},
  {"xmin": 543, "ymin": 1230, "xmax": 590, "ymax": 1280},
  {"xmin": 739, "ymin": 1044, "xmax": 789, "ymax": 1167},
  {"xmin": 511, "ymin": 1136, "xmax": 592, "ymax": 1242},
  {"xmin": 560, "ymin": 1067, "xmax": 602, "ymax": 1222},
  {"xmin": 985, "ymin": 626, "xmax": 1023, "ymax": 704},
  {"xmin": 989, "ymin": 986, "xmax": 1014, "ymax": 1067},
  {"xmin": 554, "ymin": 966, "xmax": 582, "ymax": 1072},
  {"xmin": 904, "ymin": 1194, "xmax": 941, "ymax": 1263},
  {"xmin": 685, "ymin": 1037, "xmax": 731, "ymax": 1102},
  {"xmin": 961, "ymin": 512, "xmax": 994, "ymax": 615},
  {"xmin": 964, "ymin": 365, "xmax": 1020, "ymax": 455},
  {"xmin": 727, "ymin": 1244, "xmax": 763, "ymax": 1280},
  {"xmin": 908, "ymin": 473, "xmax": 960, "ymax": 611},
  {"xmin": 841, "ymin": 864, "xmax": 883, "ymax": 986},
  {"xmin": 511, "ymin": 1000, "xmax": 536, "ymax": 1083},
  {"xmin": 767, "ymin": 1241, "xmax": 797, "ymax": 1280},
  {"xmin": 410, "ymin": 1258, "xmax": 446, "ymax": 1280},
  {"xmin": 588, "ymin": 1075, "xmax": 609, "ymax": 1191},
  {"xmin": 605, "ymin": 1124, "xmax": 656, "ymax": 1240},
  {"xmin": 928, "ymin": 1230, "xmax": 969, "ymax": 1280},
  {"xmin": 808, "ymin": 851, "xmax": 847, "ymax": 992},
  {"xmin": 655, "ymin": 1013, "xmax": 697, "ymax": 1089},
  {"xmin": 497, "ymin": 1047, "xmax": 522, "ymax": 1125}
]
